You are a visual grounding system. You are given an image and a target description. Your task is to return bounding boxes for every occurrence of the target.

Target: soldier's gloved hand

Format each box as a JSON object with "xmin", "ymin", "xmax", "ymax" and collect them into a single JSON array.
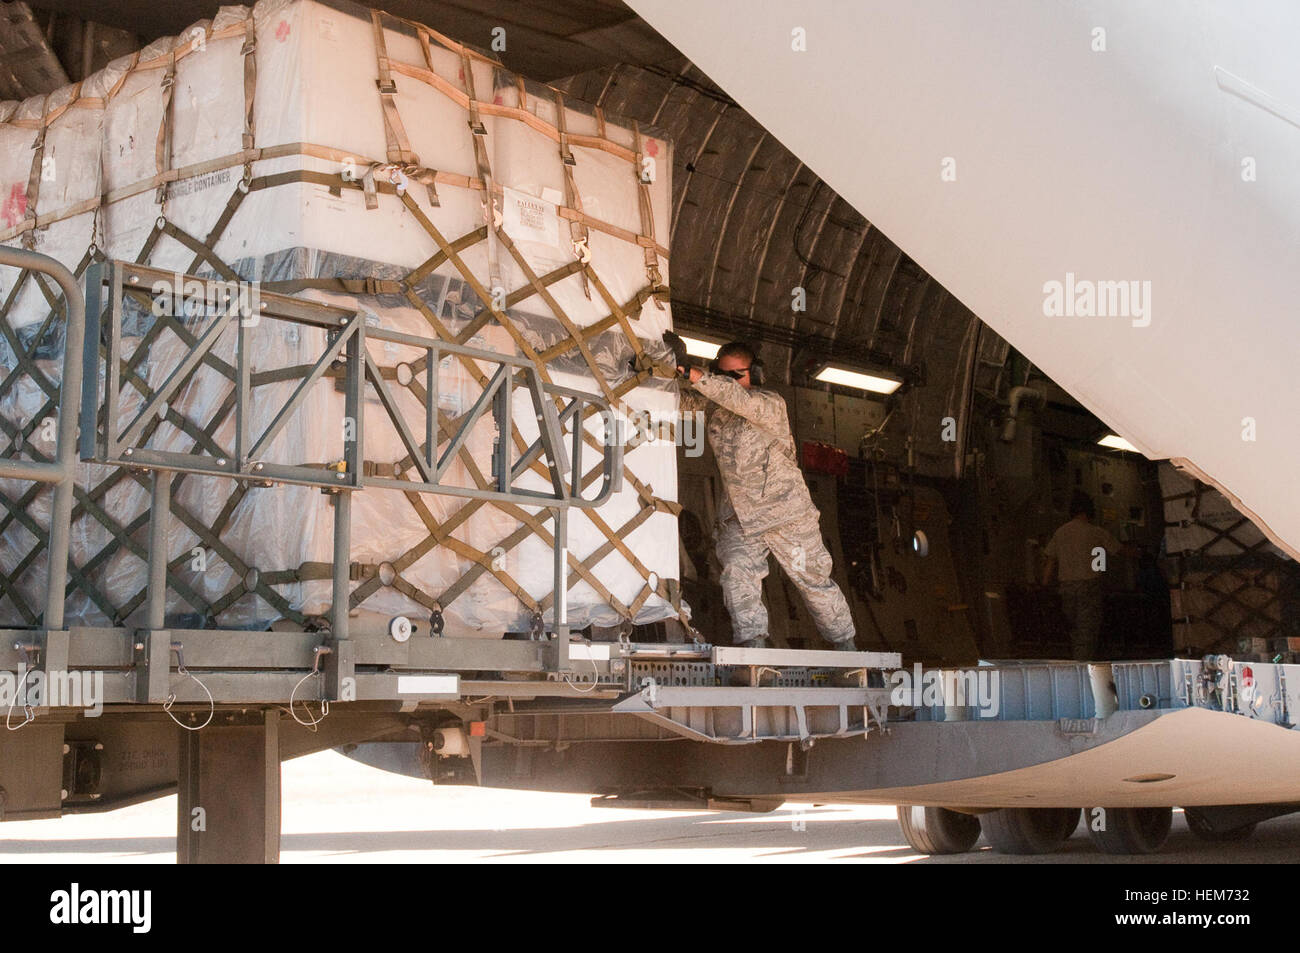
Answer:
[{"xmin": 662, "ymin": 331, "xmax": 690, "ymax": 377}]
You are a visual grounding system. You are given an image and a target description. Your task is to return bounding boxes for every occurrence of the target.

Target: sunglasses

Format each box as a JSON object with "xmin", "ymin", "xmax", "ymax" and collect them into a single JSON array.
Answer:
[{"xmin": 719, "ymin": 366, "xmax": 751, "ymax": 380}]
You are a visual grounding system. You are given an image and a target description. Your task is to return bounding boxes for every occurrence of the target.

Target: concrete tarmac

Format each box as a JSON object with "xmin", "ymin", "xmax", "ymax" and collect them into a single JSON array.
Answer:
[{"xmin": 1, "ymin": 749, "xmax": 1296, "ymax": 863}]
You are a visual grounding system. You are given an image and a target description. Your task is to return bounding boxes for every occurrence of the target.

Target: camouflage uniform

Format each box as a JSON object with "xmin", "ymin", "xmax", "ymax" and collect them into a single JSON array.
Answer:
[{"xmin": 683, "ymin": 372, "xmax": 856, "ymax": 646}]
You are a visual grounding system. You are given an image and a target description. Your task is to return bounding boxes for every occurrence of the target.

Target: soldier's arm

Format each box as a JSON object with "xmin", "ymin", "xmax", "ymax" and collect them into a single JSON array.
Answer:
[
  {"xmin": 690, "ymin": 372, "xmax": 789, "ymax": 435},
  {"xmin": 676, "ymin": 385, "xmax": 710, "ymax": 414}
]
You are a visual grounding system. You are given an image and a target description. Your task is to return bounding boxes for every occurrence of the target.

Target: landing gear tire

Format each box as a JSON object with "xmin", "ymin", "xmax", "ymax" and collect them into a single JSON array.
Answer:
[
  {"xmin": 1184, "ymin": 808, "xmax": 1257, "ymax": 843},
  {"xmin": 896, "ymin": 805, "xmax": 982, "ymax": 855},
  {"xmin": 1086, "ymin": 806, "xmax": 1173, "ymax": 854},
  {"xmin": 981, "ymin": 807, "xmax": 1079, "ymax": 854}
]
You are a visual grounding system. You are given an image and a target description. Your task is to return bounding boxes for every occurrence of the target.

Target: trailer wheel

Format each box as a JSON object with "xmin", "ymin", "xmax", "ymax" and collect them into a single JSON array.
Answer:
[
  {"xmin": 896, "ymin": 805, "xmax": 982, "ymax": 855},
  {"xmin": 1086, "ymin": 806, "xmax": 1172, "ymax": 854},
  {"xmin": 981, "ymin": 807, "xmax": 1078, "ymax": 854},
  {"xmin": 1184, "ymin": 808, "xmax": 1257, "ymax": 843},
  {"xmin": 1059, "ymin": 807, "xmax": 1082, "ymax": 840}
]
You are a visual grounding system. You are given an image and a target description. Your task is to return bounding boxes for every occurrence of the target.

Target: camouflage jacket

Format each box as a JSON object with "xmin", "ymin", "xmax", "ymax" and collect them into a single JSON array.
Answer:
[{"xmin": 682, "ymin": 372, "xmax": 818, "ymax": 534}]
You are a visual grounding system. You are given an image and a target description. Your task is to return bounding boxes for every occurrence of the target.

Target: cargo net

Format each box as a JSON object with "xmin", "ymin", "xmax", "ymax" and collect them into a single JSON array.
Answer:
[
  {"xmin": 1160, "ymin": 465, "xmax": 1296, "ymax": 659},
  {"xmin": 0, "ymin": 3, "xmax": 686, "ymax": 635}
]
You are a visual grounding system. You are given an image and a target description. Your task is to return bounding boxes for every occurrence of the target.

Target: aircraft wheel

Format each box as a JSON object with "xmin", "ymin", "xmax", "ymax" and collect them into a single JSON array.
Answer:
[
  {"xmin": 1086, "ymin": 806, "xmax": 1172, "ymax": 854},
  {"xmin": 981, "ymin": 807, "xmax": 1078, "ymax": 854},
  {"xmin": 1184, "ymin": 808, "xmax": 1257, "ymax": 842},
  {"xmin": 896, "ymin": 805, "xmax": 982, "ymax": 854}
]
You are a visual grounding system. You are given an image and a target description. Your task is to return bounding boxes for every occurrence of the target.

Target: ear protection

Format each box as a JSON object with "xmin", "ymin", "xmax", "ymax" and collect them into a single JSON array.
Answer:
[{"xmin": 709, "ymin": 343, "xmax": 766, "ymax": 387}]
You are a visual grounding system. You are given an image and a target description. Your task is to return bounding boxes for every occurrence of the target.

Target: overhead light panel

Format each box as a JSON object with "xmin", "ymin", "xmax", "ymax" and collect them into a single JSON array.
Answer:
[
  {"xmin": 678, "ymin": 335, "xmax": 721, "ymax": 360},
  {"xmin": 1098, "ymin": 433, "xmax": 1139, "ymax": 453},
  {"xmin": 814, "ymin": 364, "xmax": 903, "ymax": 395}
]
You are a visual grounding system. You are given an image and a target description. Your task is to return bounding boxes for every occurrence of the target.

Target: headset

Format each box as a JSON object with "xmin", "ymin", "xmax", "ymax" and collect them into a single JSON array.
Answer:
[{"xmin": 709, "ymin": 341, "xmax": 766, "ymax": 387}]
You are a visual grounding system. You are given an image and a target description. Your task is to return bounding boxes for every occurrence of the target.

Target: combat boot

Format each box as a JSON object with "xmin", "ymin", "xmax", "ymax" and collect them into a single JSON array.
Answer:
[{"xmin": 729, "ymin": 635, "xmax": 772, "ymax": 686}]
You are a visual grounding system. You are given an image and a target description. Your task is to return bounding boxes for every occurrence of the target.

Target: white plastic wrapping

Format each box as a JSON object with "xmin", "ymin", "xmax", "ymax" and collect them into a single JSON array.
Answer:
[{"xmin": 0, "ymin": 0, "xmax": 678, "ymax": 634}]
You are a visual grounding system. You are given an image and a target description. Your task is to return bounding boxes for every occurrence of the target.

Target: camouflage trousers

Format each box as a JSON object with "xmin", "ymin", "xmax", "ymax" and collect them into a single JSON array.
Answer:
[{"xmin": 715, "ymin": 514, "xmax": 856, "ymax": 646}]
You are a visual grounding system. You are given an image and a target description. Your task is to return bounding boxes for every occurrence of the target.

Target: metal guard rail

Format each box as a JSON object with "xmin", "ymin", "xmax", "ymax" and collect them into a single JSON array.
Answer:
[{"xmin": 0, "ymin": 251, "xmax": 624, "ymax": 669}]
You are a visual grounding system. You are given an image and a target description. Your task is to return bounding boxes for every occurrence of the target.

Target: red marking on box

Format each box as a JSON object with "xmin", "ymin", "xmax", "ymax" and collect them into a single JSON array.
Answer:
[{"xmin": 1, "ymin": 184, "xmax": 26, "ymax": 228}]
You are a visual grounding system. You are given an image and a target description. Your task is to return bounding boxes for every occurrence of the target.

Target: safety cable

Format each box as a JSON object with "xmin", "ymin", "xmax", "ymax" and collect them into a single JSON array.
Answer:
[{"xmin": 163, "ymin": 643, "xmax": 215, "ymax": 731}]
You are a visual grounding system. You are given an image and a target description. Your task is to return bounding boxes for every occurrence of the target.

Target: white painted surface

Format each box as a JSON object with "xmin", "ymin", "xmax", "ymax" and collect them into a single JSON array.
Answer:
[
  {"xmin": 859, "ymin": 707, "xmax": 1300, "ymax": 808},
  {"xmin": 395, "ymin": 674, "xmax": 459, "ymax": 695},
  {"xmin": 627, "ymin": 0, "xmax": 1300, "ymax": 557}
]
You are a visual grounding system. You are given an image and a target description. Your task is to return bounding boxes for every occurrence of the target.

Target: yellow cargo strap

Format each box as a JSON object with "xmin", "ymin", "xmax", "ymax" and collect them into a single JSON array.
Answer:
[
  {"xmin": 632, "ymin": 120, "xmax": 665, "ymax": 309},
  {"xmin": 458, "ymin": 48, "xmax": 503, "ymax": 297},
  {"xmin": 554, "ymin": 90, "xmax": 592, "ymax": 298},
  {"xmin": 20, "ymin": 95, "xmax": 49, "ymax": 250},
  {"xmin": 370, "ymin": 9, "xmax": 420, "ymax": 166},
  {"xmin": 240, "ymin": 15, "xmax": 257, "ymax": 185},
  {"xmin": 154, "ymin": 51, "xmax": 177, "ymax": 206}
]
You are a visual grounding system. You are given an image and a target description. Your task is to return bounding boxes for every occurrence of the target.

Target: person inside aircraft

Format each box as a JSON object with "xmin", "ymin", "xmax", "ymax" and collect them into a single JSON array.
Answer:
[
  {"xmin": 663, "ymin": 331, "xmax": 857, "ymax": 651},
  {"xmin": 1041, "ymin": 492, "xmax": 1124, "ymax": 660}
]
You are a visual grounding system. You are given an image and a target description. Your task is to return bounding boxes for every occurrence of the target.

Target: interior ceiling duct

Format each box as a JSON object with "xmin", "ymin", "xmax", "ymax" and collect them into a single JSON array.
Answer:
[{"xmin": 0, "ymin": 1, "xmax": 69, "ymax": 98}]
